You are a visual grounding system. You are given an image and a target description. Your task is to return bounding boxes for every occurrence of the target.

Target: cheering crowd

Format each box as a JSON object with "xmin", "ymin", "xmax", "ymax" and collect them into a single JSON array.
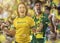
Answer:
[{"xmin": 0, "ymin": 0, "xmax": 60, "ymax": 43}]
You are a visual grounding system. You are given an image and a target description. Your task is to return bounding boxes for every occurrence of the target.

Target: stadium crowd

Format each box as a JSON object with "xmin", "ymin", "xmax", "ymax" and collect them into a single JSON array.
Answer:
[{"xmin": 0, "ymin": 0, "xmax": 60, "ymax": 43}]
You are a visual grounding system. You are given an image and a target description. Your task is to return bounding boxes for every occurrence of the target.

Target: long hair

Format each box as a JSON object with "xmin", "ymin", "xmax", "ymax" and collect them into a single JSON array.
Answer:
[{"xmin": 17, "ymin": 2, "xmax": 28, "ymax": 17}]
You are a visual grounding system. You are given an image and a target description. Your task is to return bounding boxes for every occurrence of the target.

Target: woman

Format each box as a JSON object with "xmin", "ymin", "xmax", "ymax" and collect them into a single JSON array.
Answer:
[{"xmin": 1, "ymin": 2, "xmax": 35, "ymax": 43}]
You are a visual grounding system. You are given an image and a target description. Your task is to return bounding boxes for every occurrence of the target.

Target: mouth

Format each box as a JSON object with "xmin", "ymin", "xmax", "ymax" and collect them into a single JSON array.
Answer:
[
  {"xmin": 21, "ymin": 11, "xmax": 24, "ymax": 13},
  {"xmin": 20, "ymin": 11, "xmax": 25, "ymax": 13}
]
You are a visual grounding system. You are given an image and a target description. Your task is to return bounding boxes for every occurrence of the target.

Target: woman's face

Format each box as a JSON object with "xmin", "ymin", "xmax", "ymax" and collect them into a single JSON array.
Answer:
[{"xmin": 18, "ymin": 4, "xmax": 26, "ymax": 17}]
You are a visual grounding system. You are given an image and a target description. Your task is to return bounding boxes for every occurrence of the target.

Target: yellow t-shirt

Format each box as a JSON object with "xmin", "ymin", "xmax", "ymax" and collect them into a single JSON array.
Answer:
[
  {"xmin": 50, "ymin": 9, "xmax": 58, "ymax": 15},
  {"xmin": 36, "ymin": 27, "xmax": 43, "ymax": 38},
  {"xmin": 13, "ymin": 16, "xmax": 35, "ymax": 42}
]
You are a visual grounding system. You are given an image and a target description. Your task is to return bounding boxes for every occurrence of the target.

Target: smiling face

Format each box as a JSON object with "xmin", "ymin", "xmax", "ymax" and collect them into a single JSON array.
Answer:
[
  {"xmin": 18, "ymin": 3, "xmax": 27, "ymax": 17},
  {"xmin": 35, "ymin": 3, "xmax": 41, "ymax": 10},
  {"xmin": 34, "ymin": 2, "xmax": 41, "ymax": 14}
]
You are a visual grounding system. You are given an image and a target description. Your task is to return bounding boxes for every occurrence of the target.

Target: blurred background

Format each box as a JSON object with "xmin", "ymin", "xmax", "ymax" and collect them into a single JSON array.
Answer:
[{"xmin": 0, "ymin": 0, "xmax": 60, "ymax": 43}]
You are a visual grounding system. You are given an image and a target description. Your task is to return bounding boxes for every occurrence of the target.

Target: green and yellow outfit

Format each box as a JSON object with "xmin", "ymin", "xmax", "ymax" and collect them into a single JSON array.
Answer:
[{"xmin": 31, "ymin": 13, "xmax": 45, "ymax": 43}]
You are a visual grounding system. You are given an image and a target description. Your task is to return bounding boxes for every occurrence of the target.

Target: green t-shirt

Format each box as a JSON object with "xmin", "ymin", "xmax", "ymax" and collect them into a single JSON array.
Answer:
[{"xmin": 42, "ymin": 13, "xmax": 50, "ymax": 37}]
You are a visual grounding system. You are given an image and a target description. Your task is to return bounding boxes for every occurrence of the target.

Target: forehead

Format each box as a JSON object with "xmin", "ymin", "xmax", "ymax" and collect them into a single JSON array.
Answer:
[
  {"xmin": 18, "ymin": 4, "xmax": 25, "ymax": 7},
  {"xmin": 35, "ymin": 3, "xmax": 41, "ymax": 6}
]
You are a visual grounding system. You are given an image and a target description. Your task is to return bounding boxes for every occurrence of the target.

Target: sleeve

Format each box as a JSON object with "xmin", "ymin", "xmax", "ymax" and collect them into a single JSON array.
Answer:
[{"xmin": 29, "ymin": 17, "xmax": 35, "ymax": 27}]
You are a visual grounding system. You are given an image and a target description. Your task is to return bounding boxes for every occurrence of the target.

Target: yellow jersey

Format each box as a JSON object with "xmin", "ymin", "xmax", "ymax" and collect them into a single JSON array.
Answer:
[{"xmin": 13, "ymin": 16, "xmax": 35, "ymax": 42}]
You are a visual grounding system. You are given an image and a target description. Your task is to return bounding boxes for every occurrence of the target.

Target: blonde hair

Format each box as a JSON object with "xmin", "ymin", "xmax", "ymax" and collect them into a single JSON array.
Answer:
[{"xmin": 17, "ymin": 2, "xmax": 28, "ymax": 17}]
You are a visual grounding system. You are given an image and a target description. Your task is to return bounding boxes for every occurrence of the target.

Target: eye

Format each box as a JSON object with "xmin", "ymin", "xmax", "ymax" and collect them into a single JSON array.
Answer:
[
  {"xmin": 19, "ymin": 7, "xmax": 22, "ymax": 9},
  {"xmin": 22, "ymin": 7, "xmax": 25, "ymax": 8}
]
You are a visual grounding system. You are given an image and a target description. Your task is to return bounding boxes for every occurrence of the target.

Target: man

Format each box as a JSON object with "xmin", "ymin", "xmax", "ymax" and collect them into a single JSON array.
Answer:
[{"xmin": 31, "ymin": 1, "xmax": 45, "ymax": 43}]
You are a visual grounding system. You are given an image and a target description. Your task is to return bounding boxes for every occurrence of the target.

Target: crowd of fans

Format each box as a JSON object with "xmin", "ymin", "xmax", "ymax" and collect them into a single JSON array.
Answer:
[{"xmin": 0, "ymin": 0, "xmax": 60, "ymax": 43}]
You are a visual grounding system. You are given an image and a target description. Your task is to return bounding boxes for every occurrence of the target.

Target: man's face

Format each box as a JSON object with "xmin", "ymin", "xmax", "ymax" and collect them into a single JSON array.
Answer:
[
  {"xmin": 34, "ymin": 3, "xmax": 41, "ymax": 14},
  {"xmin": 35, "ymin": 3, "xmax": 41, "ymax": 10}
]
